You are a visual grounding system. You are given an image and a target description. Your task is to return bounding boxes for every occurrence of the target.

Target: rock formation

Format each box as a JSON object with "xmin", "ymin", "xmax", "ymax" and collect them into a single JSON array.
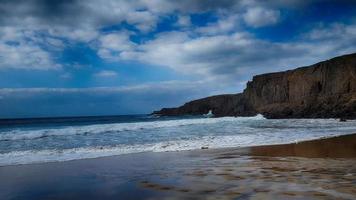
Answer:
[{"xmin": 153, "ymin": 53, "xmax": 356, "ymax": 119}]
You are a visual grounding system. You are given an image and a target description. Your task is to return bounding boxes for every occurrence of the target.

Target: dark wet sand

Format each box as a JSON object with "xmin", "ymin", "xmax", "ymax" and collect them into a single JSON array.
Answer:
[
  {"xmin": 248, "ymin": 133, "xmax": 356, "ymax": 158},
  {"xmin": 1, "ymin": 133, "xmax": 356, "ymax": 200}
]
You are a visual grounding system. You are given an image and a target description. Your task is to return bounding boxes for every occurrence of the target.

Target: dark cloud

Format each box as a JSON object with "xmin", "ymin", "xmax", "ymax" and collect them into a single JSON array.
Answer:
[
  {"xmin": 0, "ymin": 0, "xmax": 79, "ymax": 26},
  {"xmin": 0, "ymin": 0, "xmax": 324, "ymax": 27}
]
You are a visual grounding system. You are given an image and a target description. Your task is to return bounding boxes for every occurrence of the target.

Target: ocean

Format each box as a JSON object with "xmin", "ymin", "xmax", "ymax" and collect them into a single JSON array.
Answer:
[{"xmin": 1, "ymin": 114, "xmax": 356, "ymax": 166}]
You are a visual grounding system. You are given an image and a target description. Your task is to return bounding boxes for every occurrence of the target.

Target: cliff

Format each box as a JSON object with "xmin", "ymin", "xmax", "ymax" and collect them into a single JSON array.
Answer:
[
  {"xmin": 153, "ymin": 53, "xmax": 356, "ymax": 119},
  {"xmin": 153, "ymin": 94, "xmax": 255, "ymax": 117}
]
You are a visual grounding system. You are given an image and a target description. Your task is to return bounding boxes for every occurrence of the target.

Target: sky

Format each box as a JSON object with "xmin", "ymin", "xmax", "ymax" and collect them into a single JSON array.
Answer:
[{"xmin": 0, "ymin": 0, "xmax": 355, "ymax": 118}]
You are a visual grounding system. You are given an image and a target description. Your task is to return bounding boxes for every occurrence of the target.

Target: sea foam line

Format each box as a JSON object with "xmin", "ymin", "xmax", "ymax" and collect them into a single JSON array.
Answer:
[
  {"xmin": 0, "ymin": 115, "xmax": 265, "ymax": 141},
  {"xmin": 0, "ymin": 133, "xmax": 264, "ymax": 166},
  {"xmin": 0, "ymin": 130, "xmax": 348, "ymax": 167}
]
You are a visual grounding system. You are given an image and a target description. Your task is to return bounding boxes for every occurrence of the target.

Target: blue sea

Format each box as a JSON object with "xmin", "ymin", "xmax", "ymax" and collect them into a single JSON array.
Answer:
[{"xmin": 1, "ymin": 114, "xmax": 356, "ymax": 166}]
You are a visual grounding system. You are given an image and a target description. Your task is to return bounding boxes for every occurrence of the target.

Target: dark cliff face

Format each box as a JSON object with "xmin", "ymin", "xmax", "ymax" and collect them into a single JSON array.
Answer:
[
  {"xmin": 153, "ymin": 53, "xmax": 356, "ymax": 119},
  {"xmin": 152, "ymin": 94, "xmax": 255, "ymax": 117}
]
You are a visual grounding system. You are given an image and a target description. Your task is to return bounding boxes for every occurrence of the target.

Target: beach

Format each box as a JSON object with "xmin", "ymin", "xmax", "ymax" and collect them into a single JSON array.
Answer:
[
  {"xmin": 1, "ymin": 1, "xmax": 355, "ymax": 199},
  {"xmin": 1, "ymin": 133, "xmax": 355, "ymax": 200}
]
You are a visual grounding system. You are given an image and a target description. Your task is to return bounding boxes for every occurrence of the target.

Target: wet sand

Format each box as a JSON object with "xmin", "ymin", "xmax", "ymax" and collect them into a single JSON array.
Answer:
[
  {"xmin": 1, "ymin": 133, "xmax": 356, "ymax": 200},
  {"xmin": 248, "ymin": 133, "xmax": 356, "ymax": 158}
]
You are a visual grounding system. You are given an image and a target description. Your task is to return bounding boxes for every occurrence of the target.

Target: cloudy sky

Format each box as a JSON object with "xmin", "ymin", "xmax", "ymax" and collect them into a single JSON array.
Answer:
[{"xmin": 0, "ymin": 0, "xmax": 355, "ymax": 118}]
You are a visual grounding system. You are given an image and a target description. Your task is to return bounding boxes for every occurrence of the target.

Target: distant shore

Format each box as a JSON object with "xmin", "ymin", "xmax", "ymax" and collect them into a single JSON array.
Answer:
[{"xmin": 1, "ymin": 133, "xmax": 356, "ymax": 200}]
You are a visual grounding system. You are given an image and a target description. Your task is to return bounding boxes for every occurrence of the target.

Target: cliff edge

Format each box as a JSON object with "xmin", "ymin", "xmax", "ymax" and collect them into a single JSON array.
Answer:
[{"xmin": 153, "ymin": 53, "xmax": 356, "ymax": 119}]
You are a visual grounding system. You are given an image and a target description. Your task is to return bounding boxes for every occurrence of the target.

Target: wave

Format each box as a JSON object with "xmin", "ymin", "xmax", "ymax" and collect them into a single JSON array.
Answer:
[
  {"xmin": 0, "ymin": 130, "xmax": 347, "ymax": 166},
  {"xmin": 1, "ymin": 115, "xmax": 356, "ymax": 166},
  {"xmin": 0, "ymin": 138, "xmax": 214, "ymax": 166},
  {"xmin": 0, "ymin": 134, "xmax": 287, "ymax": 166},
  {"xmin": 0, "ymin": 115, "xmax": 266, "ymax": 141}
]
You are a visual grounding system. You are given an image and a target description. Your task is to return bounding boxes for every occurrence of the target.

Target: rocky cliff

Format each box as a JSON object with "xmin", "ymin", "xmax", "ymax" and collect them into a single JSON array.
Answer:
[{"xmin": 153, "ymin": 53, "xmax": 356, "ymax": 119}]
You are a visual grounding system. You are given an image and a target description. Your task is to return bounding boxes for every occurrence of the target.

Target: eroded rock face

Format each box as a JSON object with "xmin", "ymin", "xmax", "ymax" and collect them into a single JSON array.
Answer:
[
  {"xmin": 152, "ymin": 94, "xmax": 255, "ymax": 117},
  {"xmin": 153, "ymin": 53, "xmax": 356, "ymax": 119}
]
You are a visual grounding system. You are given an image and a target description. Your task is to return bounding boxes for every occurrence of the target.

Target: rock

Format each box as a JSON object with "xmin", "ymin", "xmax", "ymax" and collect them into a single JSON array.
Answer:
[
  {"xmin": 201, "ymin": 146, "xmax": 209, "ymax": 150},
  {"xmin": 152, "ymin": 94, "xmax": 255, "ymax": 117},
  {"xmin": 339, "ymin": 118, "xmax": 347, "ymax": 122},
  {"xmin": 153, "ymin": 53, "xmax": 356, "ymax": 119}
]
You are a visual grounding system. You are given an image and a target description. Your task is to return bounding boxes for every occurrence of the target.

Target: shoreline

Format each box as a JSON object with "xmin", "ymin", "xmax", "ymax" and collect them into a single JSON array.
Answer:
[
  {"xmin": 2, "ymin": 132, "xmax": 356, "ymax": 167},
  {"xmin": 1, "ymin": 133, "xmax": 356, "ymax": 199}
]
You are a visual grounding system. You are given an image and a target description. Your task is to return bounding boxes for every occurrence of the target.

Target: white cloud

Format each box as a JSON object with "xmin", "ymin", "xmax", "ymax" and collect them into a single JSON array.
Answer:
[
  {"xmin": 0, "ymin": 0, "xmax": 354, "ymax": 75},
  {"xmin": 196, "ymin": 14, "xmax": 240, "ymax": 35},
  {"xmin": 44, "ymin": 37, "xmax": 65, "ymax": 48},
  {"xmin": 0, "ymin": 26, "xmax": 61, "ymax": 70},
  {"xmin": 94, "ymin": 70, "xmax": 118, "ymax": 78},
  {"xmin": 177, "ymin": 15, "xmax": 192, "ymax": 27},
  {"xmin": 243, "ymin": 7, "xmax": 280, "ymax": 28},
  {"xmin": 126, "ymin": 11, "xmax": 158, "ymax": 32},
  {"xmin": 0, "ymin": 80, "xmax": 216, "ymax": 94},
  {"xmin": 0, "ymin": 79, "xmax": 235, "ymax": 118},
  {"xmin": 118, "ymin": 31, "xmax": 279, "ymax": 75},
  {"xmin": 307, "ymin": 23, "xmax": 356, "ymax": 41},
  {"xmin": 48, "ymin": 27, "xmax": 99, "ymax": 43},
  {"xmin": 99, "ymin": 33, "xmax": 135, "ymax": 51},
  {"xmin": 0, "ymin": 41, "xmax": 60, "ymax": 70},
  {"xmin": 97, "ymin": 32, "xmax": 136, "ymax": 60},
  {"xmin": 110, "ymin": 21, "xmax": 356, "ymax": 83}
]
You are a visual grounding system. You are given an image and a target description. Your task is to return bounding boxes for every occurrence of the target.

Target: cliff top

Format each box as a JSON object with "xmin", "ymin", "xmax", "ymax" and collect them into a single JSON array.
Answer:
[{"xmin": 251, "ymin": 52, "xmax": 356, "ymax": 81}]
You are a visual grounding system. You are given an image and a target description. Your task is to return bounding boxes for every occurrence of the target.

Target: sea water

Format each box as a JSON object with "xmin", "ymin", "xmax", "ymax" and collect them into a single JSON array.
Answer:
[{"xmin": 1, "ymin": 114, "xmax": 356, "ymax": 166}]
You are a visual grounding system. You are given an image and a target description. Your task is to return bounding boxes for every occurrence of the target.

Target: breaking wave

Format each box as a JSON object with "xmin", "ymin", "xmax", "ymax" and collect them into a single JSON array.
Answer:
[
  {"xmin": 2, "ymin": 114, "xmax": 356, "ymax": 166},
  {"xmin": 0, "ymin": 115, "xmax": 265, "ymax": 141}
]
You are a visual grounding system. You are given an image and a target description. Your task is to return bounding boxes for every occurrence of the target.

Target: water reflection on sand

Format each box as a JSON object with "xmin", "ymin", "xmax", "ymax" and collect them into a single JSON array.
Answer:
[
  {"xmin": 139, "ymin": 155, "xmax": 356, "ymax": 200},
  {"xmin": 1, "ymin": 134, "xmax": 356, "ymax": 200}
]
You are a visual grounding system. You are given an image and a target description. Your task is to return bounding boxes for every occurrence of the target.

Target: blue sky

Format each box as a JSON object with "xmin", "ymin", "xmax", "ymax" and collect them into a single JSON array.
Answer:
[{"xmin": 0, "ymin": 0, "xmax": 355, "ymax": 118}]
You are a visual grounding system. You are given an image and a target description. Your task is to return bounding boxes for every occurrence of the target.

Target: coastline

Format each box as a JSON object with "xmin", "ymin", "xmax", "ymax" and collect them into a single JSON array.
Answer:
[
  {"xmin": 153, "ymin": 53, "xmax": 356, "ymax": 119},
  {"xmin": 1, "ymin": 133, "xmax": 356, "ymax": 199}
]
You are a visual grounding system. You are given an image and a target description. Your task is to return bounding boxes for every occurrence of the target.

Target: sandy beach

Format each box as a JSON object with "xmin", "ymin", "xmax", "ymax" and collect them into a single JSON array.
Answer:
[
  {"xmin": 1, "ymin": 1, "xmax": 355, "ymax": 199},
  {"xmin": 1, "ymin": 133, "xmax": 356, "ymax": 200}
]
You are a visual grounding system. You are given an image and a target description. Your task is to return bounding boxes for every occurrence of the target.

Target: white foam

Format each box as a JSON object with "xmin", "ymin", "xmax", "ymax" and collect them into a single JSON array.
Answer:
[
  {"xmin": 0, "ymin": 136, "xmax": 270, "ymax": 166},
  {"xmin": 0, "ymin": 130, "xmax": 349, "ymax": 166},
  {"xmin": 0, "ymin": 115, "xmax": 265, "ymax": 141},
  {"xmin": 2, "ymin": 115, "xmax": 356, "ymax": 166}
]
